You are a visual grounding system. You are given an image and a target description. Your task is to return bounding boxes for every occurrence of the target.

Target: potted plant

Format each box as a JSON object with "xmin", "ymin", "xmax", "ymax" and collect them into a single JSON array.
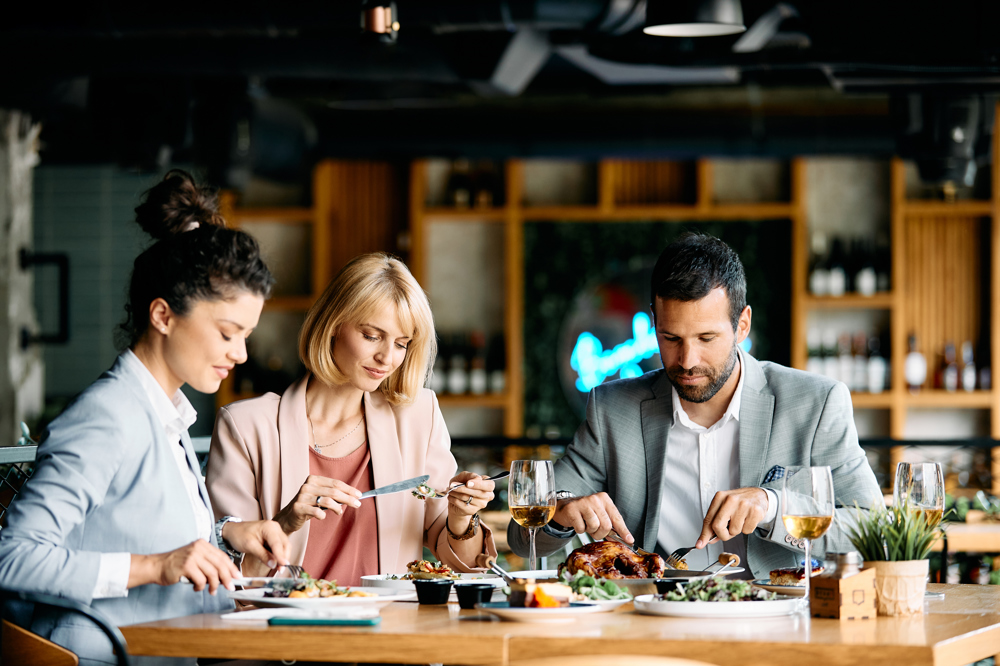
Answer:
[{"xmin": 845, "ymin": 498, "xmax": 942, "ymax": 616}]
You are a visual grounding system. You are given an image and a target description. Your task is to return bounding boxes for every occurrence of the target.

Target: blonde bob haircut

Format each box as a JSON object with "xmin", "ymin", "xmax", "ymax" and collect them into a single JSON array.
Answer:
[{"xmin": 299, "ymin": 253, "xmax": 436, "ymax": 406}]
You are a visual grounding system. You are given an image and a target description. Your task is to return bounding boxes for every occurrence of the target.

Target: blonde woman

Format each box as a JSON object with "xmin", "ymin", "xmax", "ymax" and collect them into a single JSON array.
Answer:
[{"xmin": 207, "ymin": 253, "xmax": 497, "ymax": 582}]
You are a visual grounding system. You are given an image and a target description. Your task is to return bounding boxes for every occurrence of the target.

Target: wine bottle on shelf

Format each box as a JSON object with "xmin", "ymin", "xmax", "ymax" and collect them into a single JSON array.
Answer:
[
  {"xmin": 487, "ymin": 333, "xmax": 506, "ymax": 394},
  {"xmin": 827, "ymin": 238, "xmax": 847, "ymax": 297},
  {"xmin": 852, "ymin": 332, "xmax": 869, "ymax": 392},
  {"xmin": 473, "ymin": 160, "xmax": 503, "ymax": 209},
  {"xmin": 875, "ymin": 231, "xmax": 891, "ymax": 293},
  {"xmin": 445, "ymin": 159, "xmax": 473, "ymax": 208},
  {"xmin": 806, "ymin": 329, "xmax": 824, "ymax": 376},
  {"xmin": 446, "ymin": 333, "xmax": 469, "ymax": 394},
  {"xmin": 854, "ymin": 237, "xmax": 877, "ymax": 297},
  {"xmin": 905, "ymin": 334, "xmax": 927, "ymax": 394},
  {"xmin": 822, "ymin": 330, "xmax": 840, "ymax": 382},
  {"xmin": 867, "ymin": 336, "xmax": 887, "ymax": 394},
  {"xmin": 468, "ymin": 330, "xmax": 488, "ymax": 395},
  {"xmin": 808, "ymin": 232, "xmax": 830, "ymax": 296},
  {"xmin": 978, "ymin": 339, "xmax": 992, "ymax": 391},
  {"xmin": 838, "ymin": 333, "xmax": 854, "ymax": 390},
  {"xmin": 961, "ymin": 341, "xmax": 977, "ymax": 392},
  {"xmin": 942, "ymin": 341, "xmax": 959, "ymax": 393}
]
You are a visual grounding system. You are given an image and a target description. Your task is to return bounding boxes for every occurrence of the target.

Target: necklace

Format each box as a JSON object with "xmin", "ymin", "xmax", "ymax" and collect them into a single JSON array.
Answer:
[{"xmin": 308, "ymin": 411, "xmax": 365, "ymax": 453}]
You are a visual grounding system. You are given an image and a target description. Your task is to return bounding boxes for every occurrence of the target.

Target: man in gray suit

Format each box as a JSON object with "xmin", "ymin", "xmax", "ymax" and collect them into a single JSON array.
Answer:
[{"xmin": 509, "ymin": 233, "xmax": 881, "ymax": 580}]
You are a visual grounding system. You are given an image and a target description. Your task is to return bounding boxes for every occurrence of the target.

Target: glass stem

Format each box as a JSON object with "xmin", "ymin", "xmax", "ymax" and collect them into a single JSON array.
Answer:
[
  {"xmin": 803, "ymin": 538, "xmax": 811, "ymax": 612},
  {"xmin": 528, "ymin": 527, "xmax": 538, "ymax": 571}
]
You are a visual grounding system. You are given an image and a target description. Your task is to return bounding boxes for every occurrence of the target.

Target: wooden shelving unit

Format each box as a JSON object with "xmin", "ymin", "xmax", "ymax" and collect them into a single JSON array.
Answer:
[
  {"xmin": 790, "ymin": 103, "xmax": 1000, "ymax": 491},
  {"xmin": 410, "ymin": 157, "xmax": 805, "ymax": 438}
]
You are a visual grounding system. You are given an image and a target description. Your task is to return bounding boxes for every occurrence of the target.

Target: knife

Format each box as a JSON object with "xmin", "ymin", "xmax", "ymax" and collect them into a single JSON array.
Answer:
[{"xmin": 360, "ymin": 475, "xmax": 430, "ymax": 499}]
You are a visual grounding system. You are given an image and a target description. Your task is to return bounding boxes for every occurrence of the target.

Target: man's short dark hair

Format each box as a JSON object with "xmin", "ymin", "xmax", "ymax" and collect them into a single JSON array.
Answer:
[{"xmin": 649, "ymin": 232, "xmax": 747, "ymax": 331}]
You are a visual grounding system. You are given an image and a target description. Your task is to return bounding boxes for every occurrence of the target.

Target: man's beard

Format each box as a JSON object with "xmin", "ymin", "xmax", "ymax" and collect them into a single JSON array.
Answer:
[{"xmin": 666, "ymin": 343, "xmax": 739, "ymax": 404}]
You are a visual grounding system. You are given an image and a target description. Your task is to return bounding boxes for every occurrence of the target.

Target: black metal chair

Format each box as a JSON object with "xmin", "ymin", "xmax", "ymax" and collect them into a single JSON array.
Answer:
[{"xmin": 0, "ymin": 442, "xmax": 132, "ymax": 666}]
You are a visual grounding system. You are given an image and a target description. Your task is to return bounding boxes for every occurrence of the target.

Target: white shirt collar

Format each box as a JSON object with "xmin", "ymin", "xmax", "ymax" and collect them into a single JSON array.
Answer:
[
  {"xmin": 121, "ymin": 349, "xmax": 197, "ymax": 438},
  {"xmin": 670, "ymin": 348, "xmax": 745, "ymax": 433}
]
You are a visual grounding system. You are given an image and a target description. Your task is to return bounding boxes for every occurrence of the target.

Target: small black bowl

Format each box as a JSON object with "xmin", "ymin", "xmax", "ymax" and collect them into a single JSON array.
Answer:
[
  {"xmin": 454, "ymin": 583, "xmax": 495, "ymax": 609},
  {"xmin": 412, "ymin": 579, "xmax": 454, "ymax": 605}
]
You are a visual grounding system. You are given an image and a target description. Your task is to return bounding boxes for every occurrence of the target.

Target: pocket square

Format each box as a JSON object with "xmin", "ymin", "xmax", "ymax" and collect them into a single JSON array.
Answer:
[{"xmin": 762, "ymin": 465, "xmax": 785, "ymax": 484}]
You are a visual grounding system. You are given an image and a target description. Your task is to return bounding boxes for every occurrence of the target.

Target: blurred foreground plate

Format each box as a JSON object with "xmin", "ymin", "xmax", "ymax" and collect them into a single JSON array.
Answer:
[
  {"xmin": 633, "ymin": 593, "xmax": 802, "ymax": 618},
  {"xmin": 227, "ymin": 586, "xmax": 415, "ymax": 610},
  {"xmin": 476, "ymin": 601, "xmax": 603, "ymax": 622}
]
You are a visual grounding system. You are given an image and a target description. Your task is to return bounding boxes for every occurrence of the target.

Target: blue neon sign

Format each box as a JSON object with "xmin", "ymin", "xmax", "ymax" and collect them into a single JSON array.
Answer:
[{"xmin": 570, "ymin": 312, "xmax": 752, "ymax": 392}]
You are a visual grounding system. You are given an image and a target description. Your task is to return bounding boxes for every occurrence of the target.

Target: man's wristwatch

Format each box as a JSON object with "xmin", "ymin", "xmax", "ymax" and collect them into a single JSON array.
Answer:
[
  {"xmin": 215, "ymin": 516, "xmax": 244, "ymax": 561},
  {"xmin": 543, "ymin": 491, "xmax": 577, "ymax": 537}
]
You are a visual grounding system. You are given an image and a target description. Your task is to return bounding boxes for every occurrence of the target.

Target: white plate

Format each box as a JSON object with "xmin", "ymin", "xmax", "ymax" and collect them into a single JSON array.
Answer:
[
  {"xmin": 575, "ymin": 598, "xmax": 632, "ymax": 611},
  {"xmin": 633, "ymin": 593, "xmax": 802, "ymax": 618},
  {"xmin": 750, "ymin": 579, "xmax": 806, "ymax": 597},
  {"xmin": 360, "ymin": 573, "xmax": 504, "ymax": 591},
  {"xmin": 476, "ymin": 602, "xmax": 603, "ymax": 623},
  {"xmin": 507, "ymin": 570, "xmax": 560, "ymax": 580},
  {"xmin": 227, "ymin": 586, "xmax": 416, "ymax": 610}
]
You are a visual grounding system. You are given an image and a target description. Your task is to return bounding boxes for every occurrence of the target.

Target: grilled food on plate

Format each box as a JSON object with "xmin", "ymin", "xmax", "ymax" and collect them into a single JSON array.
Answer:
[
  {"xmin": 560, "ymin": 540, "xmax": 667, "ymax": 579},
  {"xmin": 770, "ymin": 561, "xmax": 825, "ymax": 586}
]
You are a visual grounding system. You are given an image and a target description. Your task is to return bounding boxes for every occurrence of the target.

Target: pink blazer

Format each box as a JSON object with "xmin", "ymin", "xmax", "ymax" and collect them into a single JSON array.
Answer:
[{"xmin": 206, "ymin": 376, "xmax": 497, "ymax": 577}]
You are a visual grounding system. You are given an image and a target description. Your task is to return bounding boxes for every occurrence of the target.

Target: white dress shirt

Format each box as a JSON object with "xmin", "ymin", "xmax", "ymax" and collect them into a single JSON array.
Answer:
[
  {"xmin": 92, "ymin": 350, "xmax": 211, "ymax": 599},
  {"xmin": 656, "ymin": 351, "xmax": 777, "ymax": 578}
]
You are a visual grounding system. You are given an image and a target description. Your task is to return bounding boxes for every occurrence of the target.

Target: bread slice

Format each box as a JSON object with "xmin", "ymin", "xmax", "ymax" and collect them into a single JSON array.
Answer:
[{"xmin": 769, "ymin": 564, "xmax": 825, "ymax": 586}]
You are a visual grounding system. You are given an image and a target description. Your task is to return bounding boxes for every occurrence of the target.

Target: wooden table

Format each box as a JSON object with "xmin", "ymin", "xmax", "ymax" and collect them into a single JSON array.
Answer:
[
  {"xmin": 121, "ymin": 584, "xmax": 1000, "ymax": 666},
  {"xmin": 932, "ymin": 523, "xmax": 1000, "ymax": 552}
]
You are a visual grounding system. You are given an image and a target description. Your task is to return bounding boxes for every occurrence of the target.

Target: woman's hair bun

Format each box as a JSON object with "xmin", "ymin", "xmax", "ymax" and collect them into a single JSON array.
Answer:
[{"xmin": 134, "ymin": 169, "xmax": 226, "ymax": 240}]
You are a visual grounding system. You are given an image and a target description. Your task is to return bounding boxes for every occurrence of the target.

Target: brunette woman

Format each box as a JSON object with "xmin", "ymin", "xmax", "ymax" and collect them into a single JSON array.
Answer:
[
  {"xmin": 207, "ymin": 253, "xmax": 497, "ymax": 583},
  {"xmin": 0, "ymin": 171, "xmax": 289, "ymax": 666}
]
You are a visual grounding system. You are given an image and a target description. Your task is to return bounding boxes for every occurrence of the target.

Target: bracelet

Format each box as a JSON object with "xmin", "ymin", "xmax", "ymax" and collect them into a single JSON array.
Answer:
[
  {"xmin": 447, "ymin": 513, "xmax": 480, "ymax": 541},
  {"xmin": 215, "ymin": 516, "xmax": 244, "ymax": 561}
]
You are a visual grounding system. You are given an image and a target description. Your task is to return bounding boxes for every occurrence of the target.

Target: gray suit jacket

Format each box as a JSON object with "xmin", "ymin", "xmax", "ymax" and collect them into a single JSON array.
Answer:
[
  {"xmin": 509, "ymin": 354, "xmax": 882, "ymax": 579},
  {"xmin": 0, "ymin": 355, "xmax": 232, "ymax": 666}
]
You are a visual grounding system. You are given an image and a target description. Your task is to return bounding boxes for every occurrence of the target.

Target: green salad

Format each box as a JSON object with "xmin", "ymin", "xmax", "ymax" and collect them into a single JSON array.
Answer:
[
  {"xmin": 663, "ymin": 579, "xmax": 776, "ymax": 602},
  {"xmin": 560, "ymin": 571, "xmax": 632, "ymax": 601}
]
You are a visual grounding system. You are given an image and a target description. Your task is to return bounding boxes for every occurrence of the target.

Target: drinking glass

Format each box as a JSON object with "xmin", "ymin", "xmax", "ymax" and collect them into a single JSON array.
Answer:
[
  {"xmin": 781, "ymin": 466, "xmax": 835, "ymax": 605},
  {"xmin": 508, "ymin": 460, "xmax": 557, "ymax": 572},
  {"xmin": 894, "ymin": 461, "xmax": 945, "ymax": 595},
  {"xmin": 894, "ymin": 462, "xmax": 945, "ymax": 528}
]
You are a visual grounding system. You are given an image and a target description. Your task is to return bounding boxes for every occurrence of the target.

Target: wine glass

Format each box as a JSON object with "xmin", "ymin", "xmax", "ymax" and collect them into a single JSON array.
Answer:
[
  {"xmin": 508, "ymin": 460, "xmax": 557, "ymax": 572},
  {"xmin": 894, "ymin": 462, "xmax": 945, "ymax": 528},
  {"xmin": 894, "ymin": 461, "xmax": 945, "ymax": 595},
  {"xmin": 781, "ymin": 466, "xmax": 835, "ymax": 605}
]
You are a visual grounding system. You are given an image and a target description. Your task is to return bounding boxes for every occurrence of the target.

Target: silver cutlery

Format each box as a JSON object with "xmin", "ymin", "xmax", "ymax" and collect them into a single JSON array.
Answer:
[
  {"xmin": 414, "ymin": 471, "xmax": 510, "ymax": 500},
  {"xmin": 665, "ymin": 537, "xmax": 719, "ymax": 569},
  {"xmin": 359, "ymin": 475, "xmax": 430, "ymax": 499}
]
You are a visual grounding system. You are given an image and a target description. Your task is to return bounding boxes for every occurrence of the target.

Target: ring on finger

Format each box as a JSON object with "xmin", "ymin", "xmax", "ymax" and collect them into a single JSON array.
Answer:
[
  {"xmin": 465, "ymin": 495, "xmax": 473, "ymax": 506},
  {"xmin": 316, "ymin": 496, "xmax": 323, "ymax": 507}
]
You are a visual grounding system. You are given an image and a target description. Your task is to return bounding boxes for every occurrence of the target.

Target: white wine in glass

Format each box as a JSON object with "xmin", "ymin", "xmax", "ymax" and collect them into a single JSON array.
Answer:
[
  {"xmin": 509, "ymin": 460, "xmax": 557, "ymax": 572},
  {"xmin": 894, "ymin": 462, "xmax": 945, "ymax": 529},
  {"xmin": 781, "ymin": 466, "xmax": 835, "ymax": 605}
]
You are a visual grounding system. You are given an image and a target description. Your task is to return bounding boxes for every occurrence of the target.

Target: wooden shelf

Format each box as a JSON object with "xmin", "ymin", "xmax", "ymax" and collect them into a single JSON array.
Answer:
[
  {"xmin": 436, "ymin": 393, "xmax": 510, "ymax": 409},
  {"xmin": 904, "ymin": 390, "xmax": 994, "ymax": 408},
  {"xmin": 803, "ymin": 293, "xmax": 895, "ymax": 309},
  {"xmin": 264, "ymin": 295, "xmax": 315, "ymax": 312},
  {"xmin": 850, "ymin": 392, "xmax": 894, "ymax": 409},
  {"xmin": 519, "ymin": 202, "xmax": 795, "ymax": 222},
  {"xmin": 421, "ymin": 207, "xmax": 507, "ymax": 222},
  {"xmin": 231, "ymin": 207, "xmax": 314, "ymax": 224},
  {"xmin": 902, "ymin": 200, "xmax": 993, "ymax": 216}
]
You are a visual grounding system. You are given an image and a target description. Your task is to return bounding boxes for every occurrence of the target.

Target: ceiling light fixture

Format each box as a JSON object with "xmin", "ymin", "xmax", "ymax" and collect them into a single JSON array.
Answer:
[{"xmin": 644, "ymin": 0, "xmax": 746, "ymax": 37}]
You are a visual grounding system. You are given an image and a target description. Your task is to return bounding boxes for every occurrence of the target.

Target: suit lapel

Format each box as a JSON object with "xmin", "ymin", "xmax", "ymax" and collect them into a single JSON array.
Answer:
[
  {"xmin": 641, "ymin": 371, "xmax": 674, "ymax": 550},
  {"xmin": 364, "ymin": 391, "xmax": 404, "ymax": 575},
  {"xmin": 738, "ymin": 354, "xmax": 775, "ymax": 489},
  {"xmin": 277, "ymin": 375, "xmax": 313, "ymax": 558}
]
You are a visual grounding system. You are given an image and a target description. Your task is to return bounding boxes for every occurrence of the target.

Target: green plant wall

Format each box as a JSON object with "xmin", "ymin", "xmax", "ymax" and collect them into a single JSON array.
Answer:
[{"xmin": 523, "ymin": 220, "xmax": 792, "ymax": 437}]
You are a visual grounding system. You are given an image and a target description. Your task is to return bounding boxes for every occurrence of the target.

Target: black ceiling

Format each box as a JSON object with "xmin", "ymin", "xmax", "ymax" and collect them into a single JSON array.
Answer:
[{"xmin": 4, "ymin": 1, "xmax": 1000, "ymax": 171}]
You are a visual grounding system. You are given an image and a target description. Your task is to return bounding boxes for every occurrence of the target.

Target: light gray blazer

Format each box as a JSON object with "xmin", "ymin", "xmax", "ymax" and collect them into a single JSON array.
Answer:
[
  {"xmin": 0, "ymin": 355, "xmax": 232, "ymax": 666},
  {"xmin": 509, "ymin": 354, "xmax": 882, "ymax": 579}
]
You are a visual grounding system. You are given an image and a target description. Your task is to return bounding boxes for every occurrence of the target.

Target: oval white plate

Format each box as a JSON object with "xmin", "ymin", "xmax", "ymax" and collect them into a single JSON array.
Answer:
[
  {"xmin": 476, "ymin": 602, "xmax": 603, "ymax": 623},
  {"xmin": 633, "ymin": 593, "xmax": 802, "ymax": 618},
  {"xmin": 750, "ymin": 579, "xmax": 806, "ymax": 597},
  {"xmin": 227, "ymin": 586, "xmax": 415, "ymax": 610}
]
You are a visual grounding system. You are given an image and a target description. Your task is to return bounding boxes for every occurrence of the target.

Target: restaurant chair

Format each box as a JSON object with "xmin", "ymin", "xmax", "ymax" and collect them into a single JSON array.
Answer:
[
  {"xmin": 510, "ymin": 656, "xmax": 716, "ymax": 666},
  {"xmin": 0, "ymin": 442, "xmax": 133, "ymax": 666}
]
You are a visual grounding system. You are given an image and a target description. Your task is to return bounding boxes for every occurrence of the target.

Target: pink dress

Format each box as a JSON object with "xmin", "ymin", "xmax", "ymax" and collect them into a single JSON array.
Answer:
[{"xmin": 300, "ymin": 442, "xmax": 380, "ymax": 586}]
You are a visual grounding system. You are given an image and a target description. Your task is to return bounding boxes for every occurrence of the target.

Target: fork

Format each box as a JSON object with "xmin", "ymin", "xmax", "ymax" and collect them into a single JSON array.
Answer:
[
  {"xmin": 665, "ymin": 537, "xmax": 719, "ymax": 569},
  {"xmin": 419, "ymin": 471, "xmax": 510, "ymax": 500},
  {"xmin": 605, "ymin": 531, "xmax": 658, "ymax": 557},
  {"xmin": 273, "ymin": 564, "xmax": 306, "ymax": 579}
]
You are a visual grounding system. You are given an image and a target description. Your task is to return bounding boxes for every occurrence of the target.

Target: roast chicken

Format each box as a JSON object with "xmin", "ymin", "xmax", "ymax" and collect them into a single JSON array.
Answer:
[{"xmin": 560, "ymin": 539, "xmax": 667, "ymax": 579}]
